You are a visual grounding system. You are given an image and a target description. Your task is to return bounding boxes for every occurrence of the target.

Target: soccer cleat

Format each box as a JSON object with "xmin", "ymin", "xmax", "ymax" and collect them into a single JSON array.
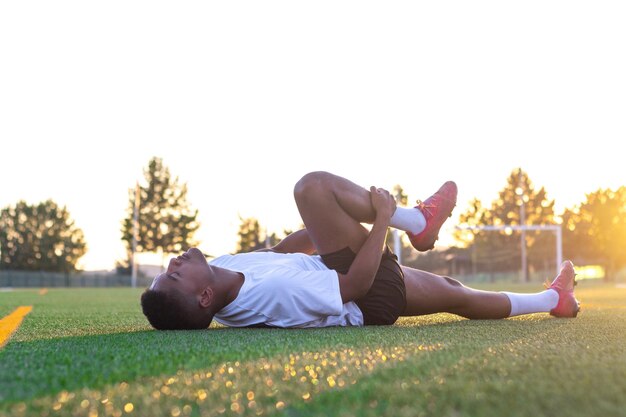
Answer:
[
  {"xmin": 547, "ymin": 260, "xmax": 581, "ymax": 318},
  {"xmin": 407, "ymin": 181, "xmax": 458, "ymax": 251}
]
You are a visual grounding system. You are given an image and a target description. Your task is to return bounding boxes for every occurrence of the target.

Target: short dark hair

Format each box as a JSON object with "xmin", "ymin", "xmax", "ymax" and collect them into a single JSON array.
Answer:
[{"xmin": 141, "ymin": 288, "xmax": 212, "ymax": 330}]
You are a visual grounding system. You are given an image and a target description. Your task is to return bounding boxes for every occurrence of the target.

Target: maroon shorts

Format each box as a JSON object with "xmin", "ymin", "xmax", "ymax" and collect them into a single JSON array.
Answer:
[{"xmin": 321, "ymin": 246, "xmax": 406, "ymax": 325}]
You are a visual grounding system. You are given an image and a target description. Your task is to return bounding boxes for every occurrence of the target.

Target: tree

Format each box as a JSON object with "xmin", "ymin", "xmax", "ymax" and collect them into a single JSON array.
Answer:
[
  {"xmin": 0, "ymin": 200, "xmax": 87, "ymax": 272},
  {"xmin": 235, "ymin": 216, "xmax": 289, "ymax": 253},
  {"xmin": 236, "ymin": 216, "xmax": 265, "ymax": 253},
  {"xmin": 392, "ymin": 184, "xmax": 408, "ymax": 207},
  {"xmin": 454, "ymin": 169, "xmax": 556, "ymax": 279},
  {"xmin": 562, "ymin": 186, "xmax": 626, "ymax": 280},
  {"xmin": 121, "ymin": 157, "xmax": 200, "ymax": 265}
]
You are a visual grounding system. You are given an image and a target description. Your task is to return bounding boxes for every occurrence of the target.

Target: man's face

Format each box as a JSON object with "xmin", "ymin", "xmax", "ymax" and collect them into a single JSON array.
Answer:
[{"xmin": 150, "ymin": 247, "xmax": 210, "ymax": 296}]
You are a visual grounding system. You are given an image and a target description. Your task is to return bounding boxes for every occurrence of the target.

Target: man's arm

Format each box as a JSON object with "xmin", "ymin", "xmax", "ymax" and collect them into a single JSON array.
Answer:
[
  {"xmin": 255, "ymin": 229, "xmax": 316, "ymax": 255},
  {"xmin": 337, "ymin": 187, "xmax": 394, "ymax": 303}
]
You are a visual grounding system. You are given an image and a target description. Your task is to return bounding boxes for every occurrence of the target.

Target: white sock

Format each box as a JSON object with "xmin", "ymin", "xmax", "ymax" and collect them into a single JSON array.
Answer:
[
  {"xmin": 390, "ymin": 207, "xmax": 426, "ymax": 234},
  {"xmin": 502, "ymin": 290, "xmax": 559, "ymax": 317}
]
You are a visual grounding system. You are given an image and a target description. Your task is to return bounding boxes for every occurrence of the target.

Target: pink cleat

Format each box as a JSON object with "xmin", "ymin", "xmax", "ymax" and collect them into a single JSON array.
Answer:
[
  {"xmin": 407, "ymin": 181, "xmax": 458, "ymax": 252},
  {"xmin": 547, "ymin": 260, "xmax": 581, "ymax": 318}
]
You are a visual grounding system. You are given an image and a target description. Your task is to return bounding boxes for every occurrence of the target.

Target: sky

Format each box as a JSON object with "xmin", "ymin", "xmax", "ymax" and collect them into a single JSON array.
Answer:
[{"xmin": 1, "ymin": 1, "xmax": 625, "ymax": 271}]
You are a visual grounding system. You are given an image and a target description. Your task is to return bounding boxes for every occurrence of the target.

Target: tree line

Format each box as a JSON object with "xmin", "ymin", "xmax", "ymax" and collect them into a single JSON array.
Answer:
[
  {"xmin": 419, "ymin": 169, "xmax": 625, "ymax": 280},
  {"xmin": 0, "ymin": 157, "xmax": 200, "ymax": 273},
  {"xmin": 1, "ymin": 160, "xmax": 624, "ymax": 280}
]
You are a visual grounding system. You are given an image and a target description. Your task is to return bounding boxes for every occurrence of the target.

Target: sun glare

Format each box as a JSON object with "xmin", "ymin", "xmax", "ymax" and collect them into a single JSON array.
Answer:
[{"xmin": 575, "ymin": 265, "xmax": 605, "ymax": 280}]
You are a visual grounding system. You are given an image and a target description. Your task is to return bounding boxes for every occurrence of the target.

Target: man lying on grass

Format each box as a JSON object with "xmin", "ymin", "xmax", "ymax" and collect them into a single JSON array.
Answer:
[{"xmin": 141, "ymin": 171, "xmax": 580, "ymax": 330}]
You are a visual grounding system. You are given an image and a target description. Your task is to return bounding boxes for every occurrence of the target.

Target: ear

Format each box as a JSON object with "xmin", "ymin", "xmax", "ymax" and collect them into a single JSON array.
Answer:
[{"xmin": 199, "ymin": 286, "xmax": 214, "ymax": 308}]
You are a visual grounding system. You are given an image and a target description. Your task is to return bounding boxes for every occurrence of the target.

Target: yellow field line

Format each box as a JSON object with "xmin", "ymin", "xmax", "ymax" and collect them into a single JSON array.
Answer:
[{"xmin": 0, "ymin": 306, "xmax": 33, "ymax": 348}]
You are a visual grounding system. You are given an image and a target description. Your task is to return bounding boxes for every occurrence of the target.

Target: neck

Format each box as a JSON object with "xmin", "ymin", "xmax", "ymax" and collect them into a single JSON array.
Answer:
[{"xmin": 210, "ymin": 266, "xmax": 244, "ymax": 313}]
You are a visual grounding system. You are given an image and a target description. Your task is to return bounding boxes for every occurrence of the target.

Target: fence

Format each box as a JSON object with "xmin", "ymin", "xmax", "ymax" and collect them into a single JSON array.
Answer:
[{"xmin": 0, "ymin": 270, "xmax": 154, "ymax": 288}]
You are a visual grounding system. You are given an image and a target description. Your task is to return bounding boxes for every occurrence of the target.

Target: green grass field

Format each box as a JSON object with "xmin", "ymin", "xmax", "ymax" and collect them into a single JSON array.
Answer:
[{"xmin": 1, "ymin": 282, "xmax": 625, "ymax": 417}]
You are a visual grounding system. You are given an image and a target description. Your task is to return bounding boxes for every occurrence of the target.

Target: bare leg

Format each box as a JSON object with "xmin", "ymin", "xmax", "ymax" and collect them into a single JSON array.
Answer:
[
  {"xmin": 293, "ymin": 171, "xmax": 377, "ymax": 254},
  {"xmin": 401, "ymin": 266, "xmax": 512, "ymax": 319}
]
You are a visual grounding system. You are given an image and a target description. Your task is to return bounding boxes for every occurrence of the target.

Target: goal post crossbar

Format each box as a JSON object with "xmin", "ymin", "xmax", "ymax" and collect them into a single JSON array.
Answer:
[{"xmin": 455, "ymin": 225, "xmax": 563, "ymax": 277}]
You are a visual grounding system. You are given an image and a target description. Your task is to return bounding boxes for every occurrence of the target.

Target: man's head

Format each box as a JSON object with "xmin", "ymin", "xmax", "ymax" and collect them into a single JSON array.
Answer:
[{"xmin": 141, "ymin": 247, "xmax": 216, "ymax": 330}]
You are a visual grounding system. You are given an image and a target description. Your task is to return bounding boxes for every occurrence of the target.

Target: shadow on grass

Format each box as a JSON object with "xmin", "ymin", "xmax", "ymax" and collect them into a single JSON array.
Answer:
[{"xmin": 0, "ymin": 316, "xmax": 554, "ymax": 406}]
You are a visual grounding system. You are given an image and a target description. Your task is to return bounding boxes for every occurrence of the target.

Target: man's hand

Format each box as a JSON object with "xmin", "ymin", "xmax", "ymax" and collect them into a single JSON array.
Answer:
[{"xmin": 369, "ymin": 186, "xmax": 396, "ymax": 223}]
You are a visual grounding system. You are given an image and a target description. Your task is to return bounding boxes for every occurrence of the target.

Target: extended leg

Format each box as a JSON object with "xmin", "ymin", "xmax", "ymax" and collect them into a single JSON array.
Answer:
[
  {"xmin": 401, "ymin": 267, "xmax": 512, "ymax": 319},
  {"xmin": 401, "ymin": 261, "xmax": 579, "ymax": 319}
]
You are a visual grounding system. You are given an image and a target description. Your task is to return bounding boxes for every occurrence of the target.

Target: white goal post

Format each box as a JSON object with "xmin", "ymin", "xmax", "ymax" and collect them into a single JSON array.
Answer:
[{"xmin": 455, "ymin": 225, "xmax": 563, "ymax": 277}]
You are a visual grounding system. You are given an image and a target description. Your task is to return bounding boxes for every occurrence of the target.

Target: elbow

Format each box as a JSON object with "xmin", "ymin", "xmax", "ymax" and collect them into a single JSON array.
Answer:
[
  {"xmin": 339, "ymin": 272, "xmax": 373, "ymax": 303},
  {"xmin": 351, "ymin": 279, "xmax": 370, "ymax": 301}
]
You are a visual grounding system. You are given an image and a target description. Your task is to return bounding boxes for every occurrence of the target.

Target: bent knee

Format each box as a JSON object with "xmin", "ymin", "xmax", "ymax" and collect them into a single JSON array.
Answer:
[{"xmin": 294, "ymin": 171, "xmax": 332, "ymax": 201}]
